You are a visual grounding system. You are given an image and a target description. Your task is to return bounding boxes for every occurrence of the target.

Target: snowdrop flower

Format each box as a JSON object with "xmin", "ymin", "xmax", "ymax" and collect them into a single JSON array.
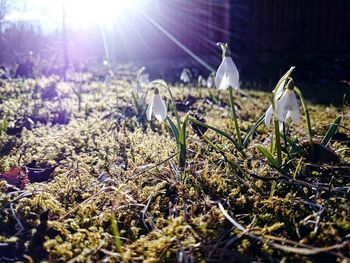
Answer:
[
  {"xmin": 264, "ymin": 67, "xmax": 297, "ymax": 127},
  {"xmin": 180, "ymin": 69, "xmax": 191, "ymax": 83},
  {"xmin": 264, "ymin": 105, "xmax": 274, "ymax": 127},
  {"xmin": 207, "ymin": 72, "xmax": 215, "ymax": 88},
  {"xmin": 197, "ymin": 75, "xmax": 206, "ymax": 87},
  {"xmin": 276, "ymin": 88, "xmax": 300, "ymax": 124},
  {"xmin": 264, "ymin": 79, "xmax": 286, "ymax": 126},
  {"xmin": 215, "ymin": 43, "xmax": 239, "ymax": 90},
  {"xmin": 146, "ymin": 88, "xmax": 167, "ymax": 122},
  {"xmin": 134, "ymin": 81, "xmax": 143, "ymax": 93}
]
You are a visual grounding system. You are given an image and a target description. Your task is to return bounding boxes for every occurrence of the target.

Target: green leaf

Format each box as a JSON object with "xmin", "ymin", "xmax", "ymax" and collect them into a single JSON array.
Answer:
[
  {"xmin": 321, "ymin": 115, "xmax": 342, "ymax": 146},
  {"xmin": 256, "ymin": 145, "xmax": 279, "ymax": 168},
  {"xmin": 242, "ymin": 114, "xmax": 265, "ymax": 147},
  {"xmin": 1, "ymin": 115, "xmax": 7, "ymax": 133},
  {"xmin": 110, "ymin": 213, "xmax": 124, "ymax": 259},
  {"xmin": 208, "ymin": 90, "xmax": 218, "ymax": 104},
  {"xmin": 189, "ymin": 117, "xmax": 241, "ymax": 150},
  {"xmin": 273, "ymin": 66, "xmax": 295, "ymax": 94},
  {"xmin": 285, "ymin": 136, "xmax": 307, "ymax": 157},
  {"xmin": 131, "ymin": 92, "xmax": 140, "ymax": 109},
  {"xmin": 178, "ymin": 115, "xmax": 189, "ymax": 169},
  {"xmin": 167, "ymin": 117, "xmax": 179, "ymax": 145}
]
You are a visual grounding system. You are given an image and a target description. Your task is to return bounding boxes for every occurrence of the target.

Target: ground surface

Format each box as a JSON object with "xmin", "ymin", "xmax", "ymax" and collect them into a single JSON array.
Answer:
[{"xmin": 0, "ymin": 73, "xmax": 349, "ymax": 262}]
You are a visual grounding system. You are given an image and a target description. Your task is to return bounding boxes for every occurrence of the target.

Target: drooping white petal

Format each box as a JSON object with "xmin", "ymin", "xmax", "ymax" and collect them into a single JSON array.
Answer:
[
  {"xmin": 289, "ymin": 109, "xmax": 300, "ymax": 124},
  {"xmin": 225, "ymin": 57, "xmax": 240, "ymax": 90},
  {"xmin": 276, "ymin": 89, "xmax": 301, "ymax": 124},
  {"xmin": 218, "ymin": 74, "xmax": 230, "ymax": 90},
  {"xmin": 264, "ymin": 105, "xmax": 273, "ymax": 127},
  {"xmin": 288, "ymin": 91, "xmax": 300, "ymax": 123},
  {"xmin": 198, "ymin": 75, "xmax": 203, "ymax": 86},
  {"xmin": 180, "ymin": 72, "xmax": 186, "ymax": 81},
  {"xmin": 152, "ymin": 93, "xmax": 167, "ymax": 122},
  {"xmin": 215, "ymin": 61, "xmax": 224, "ymax": 89},
  {"xmin": 285, "ymin": 111, "xmax": 291, "ymax": 120},
  {"xmin": 207, "ymin": 75, "xmax": 214, "ymax": 88},
  {"xmin": 279, "ymin": 121, "xmax": 284, "ymax": 132},
  {"xmin": 146, "ymin": 99, "xmax": 153, "ymax": 121},
  {"xmin": 215, "ymin": 57, "xmax": 239, "ymax": 90},
  {"xmin": 180, "ymin": 71, "xmax": 190, "ymax": 83},
  {"xmin": 276, "ymin": 90, "xmax": 289, "ymax": 122}
]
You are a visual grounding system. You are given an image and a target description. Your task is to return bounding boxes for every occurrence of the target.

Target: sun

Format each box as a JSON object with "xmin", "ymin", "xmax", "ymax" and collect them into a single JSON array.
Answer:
[{"xmin": 64, "ymin": 0, "xmax": 152, "ymax": 28}]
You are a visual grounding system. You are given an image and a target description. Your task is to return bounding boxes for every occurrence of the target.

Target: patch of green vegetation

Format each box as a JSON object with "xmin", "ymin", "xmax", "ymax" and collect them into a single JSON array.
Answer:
[{"xmin": 0, "ymin": 73, "xmax": 349, "ymax": 262}]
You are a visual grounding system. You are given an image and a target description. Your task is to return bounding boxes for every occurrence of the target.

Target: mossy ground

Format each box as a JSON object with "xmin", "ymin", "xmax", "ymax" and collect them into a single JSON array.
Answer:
[{"xmin": 0, "ymin": 73, "xmax": 349, "ymax": 262}]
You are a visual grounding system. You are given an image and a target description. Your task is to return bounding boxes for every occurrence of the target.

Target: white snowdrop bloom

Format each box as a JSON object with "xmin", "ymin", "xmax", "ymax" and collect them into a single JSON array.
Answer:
[
  {"xmin": 264, "ymin": 79, "xmax": 286, "ymax": 127},
  {"xmin": 134, "ymin": 81, "xmax": 143, "ymax": 93},
  {"xmin": 264, "ymin": 66, "xmax": 297, "ymax": 127},
  {"xmin": 215, "ymin": 56, "xmax": 239, "ymax": 90},
  {"xmin": 146, "ymin": 88, "xmax": 167, "ymax": 122},
  {"xmin": 207, "ymin": 73, "xmax": 215, "ymax": 88},
  {"xmin": 276, "ymin": 89, "xmax": 300, "ymax": 124},
  {"xmin": 264, "ymin": 88, "xmax": 300, "ymax": 127},
  {"xmin": 264, "ymin": 105, "xmax": 274, "ymax": 127},
  {"xmin": 180, "ymin": 69, "xmax": 190, "ymax": 83},
  {"xmin": 198, "ymin": 75, "xmax": 206, "ymax": 87}
]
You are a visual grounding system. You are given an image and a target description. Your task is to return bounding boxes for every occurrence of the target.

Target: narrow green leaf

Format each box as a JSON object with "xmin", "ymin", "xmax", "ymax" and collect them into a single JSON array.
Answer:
[
  {"xmin": 242, "ymin": 115, "xmax": 265, "ymax": 147},
  {"xmin": 110, "ymin": 213, "xmax": 124, "ymax": 260},
  {"xmin": 208, "ymin": 90, "xmax": 218, "ymax": 104},
  {"xmin": 131, "ymin": 92, "xmax": 139, "ymax": 109},
  {"xmin": 167, "ymin": 117, "xmax": 179, "ymax": 145},
  {"xmin": 321, "ymin": 115, "xmax": 342, "ymax": 146},
  {"xmin": 273, "ymin": 66, "xmax": 295, "ymax": 94},
  {"xmin": 1, "ymin": 115, "xmax": 7, "ymax": 132},
  {"xmin": 256, "ymin": 145, "xmax": 279, "ymax": 168},
  {"xmin": 189, "ymin": 117, "xmax": 241, "ymax": 150},
  {"xmin": 178, "ymin": 115, "xmax": 189, "ymax": 169}
]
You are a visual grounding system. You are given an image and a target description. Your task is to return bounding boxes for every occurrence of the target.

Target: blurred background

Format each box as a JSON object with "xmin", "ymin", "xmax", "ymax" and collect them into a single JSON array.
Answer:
[{"xmin": 0, "ymin": 0, "xmax": 350, "ymax": 92}]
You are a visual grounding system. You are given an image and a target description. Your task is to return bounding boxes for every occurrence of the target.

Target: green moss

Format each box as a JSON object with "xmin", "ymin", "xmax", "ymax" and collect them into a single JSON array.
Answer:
[{"xmin": 0, "ymin": 75, "xmax": 349, "ymax": 262}]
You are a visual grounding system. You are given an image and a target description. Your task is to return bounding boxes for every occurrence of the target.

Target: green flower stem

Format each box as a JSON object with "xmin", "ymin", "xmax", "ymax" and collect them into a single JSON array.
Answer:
[
  {"xmin": 164, "ymin": 84, "xmax": 187, "ymax": 171},
  {"xmin": 110, "ymin": 213, "xmax": 124, "ymax": 261},
  {"xmin": 165, "ymin": 86, "xmax": 181, "ymax": 130},
  {"xmin": 228, "ymin": 87, "xmax": 243, "ymax": 147},
  {"xmin": 294, "ymin": 87, "xmax": 313, "ymax": 145},
  {"xmin": 152, "ymin": 80, "xmax": 187, "ymax": 171},
  {"xmin": 272, "ymin": 97, "xmax": 282, "ymax": 167},
  {"xmin": 274, "ymin": 120, "xmax": 282, "ymax": 167}
]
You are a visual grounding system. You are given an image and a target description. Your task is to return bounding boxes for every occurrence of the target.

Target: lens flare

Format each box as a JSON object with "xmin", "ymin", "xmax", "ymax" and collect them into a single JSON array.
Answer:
[{"xmin": 65, "ymin": 0, "xmax": 151, "ymax": 28}]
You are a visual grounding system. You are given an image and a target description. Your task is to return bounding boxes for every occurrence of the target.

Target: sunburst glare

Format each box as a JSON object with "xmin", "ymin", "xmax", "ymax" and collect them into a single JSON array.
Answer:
[{"xmin": 64, "ymin": 0, "xmax": 152, "ymax": 28}]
